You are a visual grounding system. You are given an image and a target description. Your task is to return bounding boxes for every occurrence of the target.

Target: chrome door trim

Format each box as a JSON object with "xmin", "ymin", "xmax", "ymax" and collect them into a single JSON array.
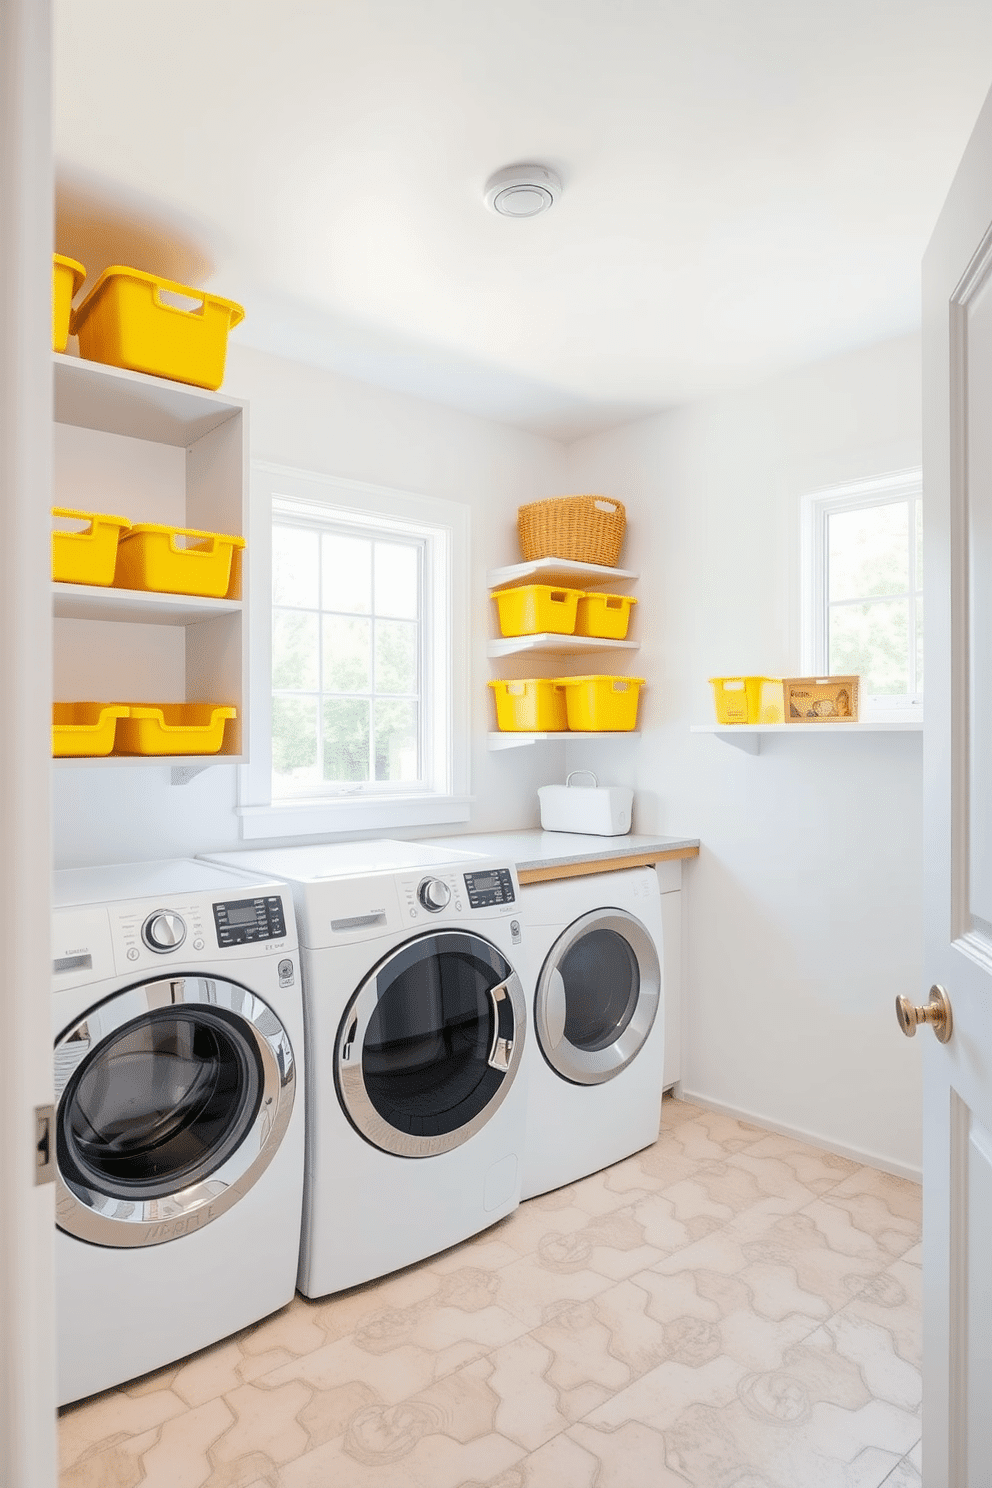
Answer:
[
  {"xmin": 535, "ymin": 909, "xmax": 660, "ymax": 1085},
  {"xmin": 336, "ymin": 930, "xmax": 526, "ymax": 1158},
  {"xmin": 54, "ymin": 976, "xmax": 296, "ymax": 1249}
]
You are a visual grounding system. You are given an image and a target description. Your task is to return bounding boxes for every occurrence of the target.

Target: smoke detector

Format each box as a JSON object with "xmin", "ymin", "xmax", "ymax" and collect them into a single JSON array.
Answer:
[{"xmin": 484, "ymin": 164, "xmax": 561, "ymax": 218}]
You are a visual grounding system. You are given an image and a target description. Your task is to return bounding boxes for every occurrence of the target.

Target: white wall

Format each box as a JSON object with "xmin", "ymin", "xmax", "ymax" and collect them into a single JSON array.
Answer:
[
  {"xmin": 564, "ymin": 333, "xmax": 925, "ymax": 1177},
  {"xmin": 52, "ymin": 344, "xmax": 563, "ymax": 867}
]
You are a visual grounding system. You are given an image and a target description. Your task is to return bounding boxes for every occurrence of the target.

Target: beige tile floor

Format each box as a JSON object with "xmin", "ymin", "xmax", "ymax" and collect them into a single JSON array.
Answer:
[{"xmin": 59, "ymin": 1097, "xmax": 923, "ymax": 1488}]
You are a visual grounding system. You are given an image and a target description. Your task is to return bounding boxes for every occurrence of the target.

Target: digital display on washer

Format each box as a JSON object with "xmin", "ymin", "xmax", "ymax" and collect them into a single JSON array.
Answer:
[
  {"xmin": 213, "ymin": 896, "xmax": 286, "ymax": 947},
  {"xmin": 226, "ymin": 905, "xmax": 259, "ymax": 927},
  {"xmin": 463, "ymin": 868, "xmax": 515, "ymax": 907}
]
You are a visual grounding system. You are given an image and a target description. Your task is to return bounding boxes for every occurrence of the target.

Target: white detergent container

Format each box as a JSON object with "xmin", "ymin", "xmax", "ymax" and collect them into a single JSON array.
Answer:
[{"xmin": 538, "ymin": 770, "xmax": 633, "ymax": 836}]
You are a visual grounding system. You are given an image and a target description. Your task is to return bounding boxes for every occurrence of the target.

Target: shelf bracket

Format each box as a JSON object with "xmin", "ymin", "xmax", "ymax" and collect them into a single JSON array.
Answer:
[
  {"xmin": 713, "ymin": 730, "xmax": 761, "ymax": 755},
  {"xmin": 171, "ymin": 763, "xmax": 214, "ymax": 786}
]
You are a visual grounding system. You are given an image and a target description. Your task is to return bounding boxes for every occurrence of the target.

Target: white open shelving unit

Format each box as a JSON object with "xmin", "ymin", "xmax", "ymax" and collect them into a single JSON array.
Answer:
[
  {"xmin": 52, "ymin": 353, "xmax": 249, "ymax": 775},
  {"xmin": 486, "ymin": 554, "xmax": 642, "ymax": 750},
  {"xmin": 691, "ymin": 720, "xmax": 924, "ymax": 754}
]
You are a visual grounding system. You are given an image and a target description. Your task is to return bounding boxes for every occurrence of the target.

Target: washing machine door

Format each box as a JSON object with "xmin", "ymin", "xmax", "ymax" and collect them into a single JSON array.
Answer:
[
  {"xmin": 54, "ymin": 975, "xmax": 296, "ymax": 1248},
  {"xmin": 534, "ymin": 909, "xmax": 661, "ymax": 1085},
  {"xmin": 336, "ymin": 930, "xmax": 526, "ymax": 1158}
]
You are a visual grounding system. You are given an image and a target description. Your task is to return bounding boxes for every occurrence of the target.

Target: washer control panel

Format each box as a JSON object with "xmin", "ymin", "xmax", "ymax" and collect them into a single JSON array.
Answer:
[
  {"xmin": 396, "ymin": 862, "xmax": 517, "ymax": 924},
  {"xmin": 463, "ymin": 867, "xmax": 515, "ymax": 908},
  {"xmin": 213, "ymin": 895, "xmax": 287, "ymax": 947}
]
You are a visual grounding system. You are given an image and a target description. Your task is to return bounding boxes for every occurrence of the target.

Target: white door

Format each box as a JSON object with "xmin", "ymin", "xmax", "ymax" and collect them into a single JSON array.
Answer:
[{"xmin": 921, "ymin": 82, "xmax": 992, "ymax": 1486}]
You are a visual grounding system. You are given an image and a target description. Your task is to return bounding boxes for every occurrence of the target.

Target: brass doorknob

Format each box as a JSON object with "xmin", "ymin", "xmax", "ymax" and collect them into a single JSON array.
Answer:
[{"xmin": 896, "ymin": 984, "xmax": 953, "ymax": 1043}]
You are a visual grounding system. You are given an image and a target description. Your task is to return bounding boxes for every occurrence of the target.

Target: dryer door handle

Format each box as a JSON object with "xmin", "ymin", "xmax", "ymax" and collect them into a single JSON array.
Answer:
[
  {"xmin": 545, "ymin": 968, "xmax": 567, "ymax": 1050},
  {"xmin": 487, "ymin": 977, "xmax": 515, "ymax": 1071}
]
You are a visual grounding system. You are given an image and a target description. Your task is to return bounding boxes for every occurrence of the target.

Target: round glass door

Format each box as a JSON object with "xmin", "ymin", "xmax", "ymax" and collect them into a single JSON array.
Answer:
[
  {"xmin": 336, "ymin": 930, "xmax": 526, "ymax": 1157},
  {"xmin": 55, "ymin": 976, "xmax": 296, "ymax": 1248},
  {"xmin": 535, "ymin": 910, "xmax": 660, "ymax": 1085}
]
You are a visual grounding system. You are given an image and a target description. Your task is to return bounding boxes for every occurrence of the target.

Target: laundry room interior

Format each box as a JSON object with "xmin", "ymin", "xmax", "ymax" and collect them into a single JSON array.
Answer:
[{"xmin": 8, "ymin": 2, "xmax": 992, "ymax": 1485}]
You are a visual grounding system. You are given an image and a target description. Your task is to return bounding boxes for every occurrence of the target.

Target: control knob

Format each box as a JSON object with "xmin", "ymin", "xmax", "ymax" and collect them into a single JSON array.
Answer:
[
  {"xmin": 418, "ymin": 877, "xmax": 451, "ymax": 913},
  {"xmin": 142, "ymin": 910, "xmax": 187, "ymax": 953}
]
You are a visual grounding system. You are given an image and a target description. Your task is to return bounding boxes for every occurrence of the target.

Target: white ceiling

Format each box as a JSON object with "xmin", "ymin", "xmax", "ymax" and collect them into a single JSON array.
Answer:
[{"xmin": 55, "ymin": 0, "xmax": 992, "ymax": 440}]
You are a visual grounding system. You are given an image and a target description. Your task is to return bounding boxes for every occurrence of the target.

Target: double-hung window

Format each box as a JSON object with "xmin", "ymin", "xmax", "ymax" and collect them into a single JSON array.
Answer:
[
  {"xmin": 802, "ymin": 469, "xmax": 923, "ymax": 717},
  {"xmin": 240, "ymin": 464, "xmax": 470, "ymax": 839}
]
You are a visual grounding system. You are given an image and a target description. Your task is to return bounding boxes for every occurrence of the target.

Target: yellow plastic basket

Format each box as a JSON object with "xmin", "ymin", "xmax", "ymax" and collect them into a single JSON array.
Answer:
[
  {"xmin": 557, "ymin": 675, "xmax": 645, "ymax": 732},
  {"xmin": 488, "ymin": 679, "xmax": 568, "ymax": 732},
  {"xmin": 491, "ymin": 584, "xmax": 584, "ymax": 637},
  {"xmin": 52, "ymin": 507, "xmax": 132, "ymax": 587},
  {"xmin": 709, "ymin": 676, "xmax": 784, "ymax": 725},
  {"xmin": 70, "ymin": 266, "xmax": 245, "ymax": 391},
  {"xmin": 113, "ymin": 524, "xmax": 245, "ymax": 599},
  {"xmin": 52, "ymin": 703, "xmax": 129, "ymax": 758},
  {"xmin": 114, "ymin": 704, "xmax": 237, "ymax": 756},
  {"xmin": 573, "ymin": 593, "xmax": 638, "ymax": 640},
  {"xmin": 53, "ymin": 254, "xmax": 85, "ymax": 353}
]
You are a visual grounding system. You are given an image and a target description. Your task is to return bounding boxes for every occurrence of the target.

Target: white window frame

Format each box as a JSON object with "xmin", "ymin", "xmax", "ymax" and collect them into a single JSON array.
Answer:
[
  {"xmin": 800, "ymin": 468, "xmax": 923, "ymax": 721},
  {"xmin": 239, "ymin": 463, "xmax": 471, "ymax": 839}
]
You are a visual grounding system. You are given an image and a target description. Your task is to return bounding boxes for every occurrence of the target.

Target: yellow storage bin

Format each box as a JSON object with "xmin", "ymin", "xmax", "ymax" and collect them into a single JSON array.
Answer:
[
  {"xmin": 53, "ymin": 254, "xmax": 85, "ymax": 353},
  {"xmin": 113, "ymin": 523, "xmax": 245, "ymax": 598},
  {"xmin": 709, "ymin": 676, "xmax": 784, "ymax": 725},
  {"xmin": 52, "ymin": 507, "xmax": 132, "ymax": 587},
  {"xmin": 70, "ymin": 266, "xmax": 245, "ymax": 391},
  {"xmin": 488, "ymin": 678, "xmax": 568, "ymax": 732},
  {"xmin": 491, "ymin": 584, "xmax": 584, "ymax": 637},
  {"xmin": 52, "ymin": 703, "xmax": 129, "ymax": 758},
  {"xmin": 574, "ymin": 592, "xmax": 637, "ymax": 640},
  {"xmin": 557, "ymin": 674, "xmax": 645, "ymax": 732},
  {"xmin": 114, "ymin": 704, "xmax": 237, "ymax": 756}
]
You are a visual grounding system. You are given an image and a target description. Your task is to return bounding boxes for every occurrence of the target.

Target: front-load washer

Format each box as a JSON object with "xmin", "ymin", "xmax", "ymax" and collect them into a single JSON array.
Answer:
[
  {"xmin": 52, "ymin": 858, "xmax": 305, "ymax": 1405},
  {"xmin": 200, "ymin": 841, "xmax": 528, "ymax": 1297},
  {"xmin": 519, "ymin": 866, "xmax": 665, "ymax": 1199}
]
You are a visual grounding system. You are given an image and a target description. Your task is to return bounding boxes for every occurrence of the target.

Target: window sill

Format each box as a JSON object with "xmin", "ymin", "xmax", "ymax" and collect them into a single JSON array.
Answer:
[{"xmin": 236, "ymin": 794, "xmax": 473, "ymax": 841}]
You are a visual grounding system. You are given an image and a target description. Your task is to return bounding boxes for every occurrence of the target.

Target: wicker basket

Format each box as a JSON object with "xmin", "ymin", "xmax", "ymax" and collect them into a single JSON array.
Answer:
[{"xmin": 518, "ymin": 495, "xmax": 626, "ymax": 567}]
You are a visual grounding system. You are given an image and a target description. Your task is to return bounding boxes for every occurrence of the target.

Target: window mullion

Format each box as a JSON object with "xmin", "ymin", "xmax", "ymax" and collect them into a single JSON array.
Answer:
[
  {"xmin": 369, "ymin": 547, "xmax": 377, "ymax": 785},
  {"xmin": 316, "ymin": 531, "xmax": 324, "ymax": 783}
]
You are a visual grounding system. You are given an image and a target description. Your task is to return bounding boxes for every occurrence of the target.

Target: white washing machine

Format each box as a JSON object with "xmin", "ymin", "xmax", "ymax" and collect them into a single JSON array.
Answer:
[
  {"xmin": 52, "ymin": 858, "xmax": 305, "ymax": 1406},
  {"xmin": 201, "ymin": 841, "xmax": 528, "ymax": 1298},
  {"xmin": 518, "ymin": 867, "xmax": 666, "ymax": 1199}
]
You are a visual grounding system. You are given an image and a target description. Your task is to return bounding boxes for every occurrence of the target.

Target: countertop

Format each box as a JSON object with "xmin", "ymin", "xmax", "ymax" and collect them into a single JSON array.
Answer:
[{"xmin": 418, "ymin": 831, "xmax": 700, "ymax": 885}]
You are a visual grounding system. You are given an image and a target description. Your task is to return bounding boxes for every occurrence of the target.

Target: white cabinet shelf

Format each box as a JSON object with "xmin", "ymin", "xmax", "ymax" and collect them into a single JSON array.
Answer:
[
  {"xmin": 487, "ymin": 633, "xmax": 640, "ymax": 659},
  {"xmin": 489, "ymin": 731, "xmax": 641, "ymax": 750},
  {"xmin": 691, "ymin": 721, "xmax": 923, "ymax": 754},
  {"xmin": 52, "ymin": 354, "xmax": 249, "ymax": 770},
  {"xmin": 487, "ymin": 557, "xmax": 639, "ymax": 589}
]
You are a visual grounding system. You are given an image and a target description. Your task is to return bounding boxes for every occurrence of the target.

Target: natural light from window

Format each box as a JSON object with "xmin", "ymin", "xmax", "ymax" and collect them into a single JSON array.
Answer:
[
  {"xmin": 827, "ymin": 497, "xmax": 923, "ymax": 696},
  {"xmin": 804, "ymin": 471, "xmax": 923, "ymax": 713},
  {"xmin": 271, "ymin": 519, "xmax": 426, "ymax": 799}
]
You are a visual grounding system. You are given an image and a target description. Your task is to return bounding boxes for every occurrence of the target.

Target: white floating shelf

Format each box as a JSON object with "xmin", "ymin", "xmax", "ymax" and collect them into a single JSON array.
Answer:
[
  {"xmin": 691, "ymin": 721, "xmax": 923, "ymax": 755},
  {"xmin": 52, "ymin": 754, "xmax": 242, "ymax": 769},
  {"xmin": 487, "ymin": 633, "xmax": 639, "ymax": 658},
  {"xmin": 53, "ymin": 352, "xmax": 243, "ymax": 446},
  {"xmin": 52, "ymin": 583, "xmax": 242, "ymax": 626},
  {"xmin": 487, "ymin": 557, "xmax": 639, "ymax": 590},
  {"xmin": 489, "ymin": 731, "xmax": 641, "ymax": 751}
]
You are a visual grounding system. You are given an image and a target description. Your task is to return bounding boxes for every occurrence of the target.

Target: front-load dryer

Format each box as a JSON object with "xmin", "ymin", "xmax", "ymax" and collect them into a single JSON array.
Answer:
[
  {"xmin": 519, "ymin": 866, "xmax": 665, "ymax": 1199},
  {"xmin": 52, "ymin": 858, "xmax": 305, "ymax": 1405},
  {"xmin": 200, "ymin": 841, "xmax": 528, "ymax": 1297}
]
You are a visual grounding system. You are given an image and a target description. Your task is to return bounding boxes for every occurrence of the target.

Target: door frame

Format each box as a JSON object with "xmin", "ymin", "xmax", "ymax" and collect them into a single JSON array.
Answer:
[{"xmin": 0, "ymin": 0, "xmax": 57, "ymax": 1482}]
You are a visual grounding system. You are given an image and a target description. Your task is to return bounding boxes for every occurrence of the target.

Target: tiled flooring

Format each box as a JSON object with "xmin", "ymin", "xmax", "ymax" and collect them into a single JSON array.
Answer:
[{"xmin": 59, "ymin": 1097, "xmax": 923, "ymax": 1487}]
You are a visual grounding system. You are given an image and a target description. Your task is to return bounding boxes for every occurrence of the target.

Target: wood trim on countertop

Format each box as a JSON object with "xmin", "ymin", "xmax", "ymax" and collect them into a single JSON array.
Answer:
[{"xmin": 516, "ymin": 845, "xmax": 699, "ymax": 885}]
